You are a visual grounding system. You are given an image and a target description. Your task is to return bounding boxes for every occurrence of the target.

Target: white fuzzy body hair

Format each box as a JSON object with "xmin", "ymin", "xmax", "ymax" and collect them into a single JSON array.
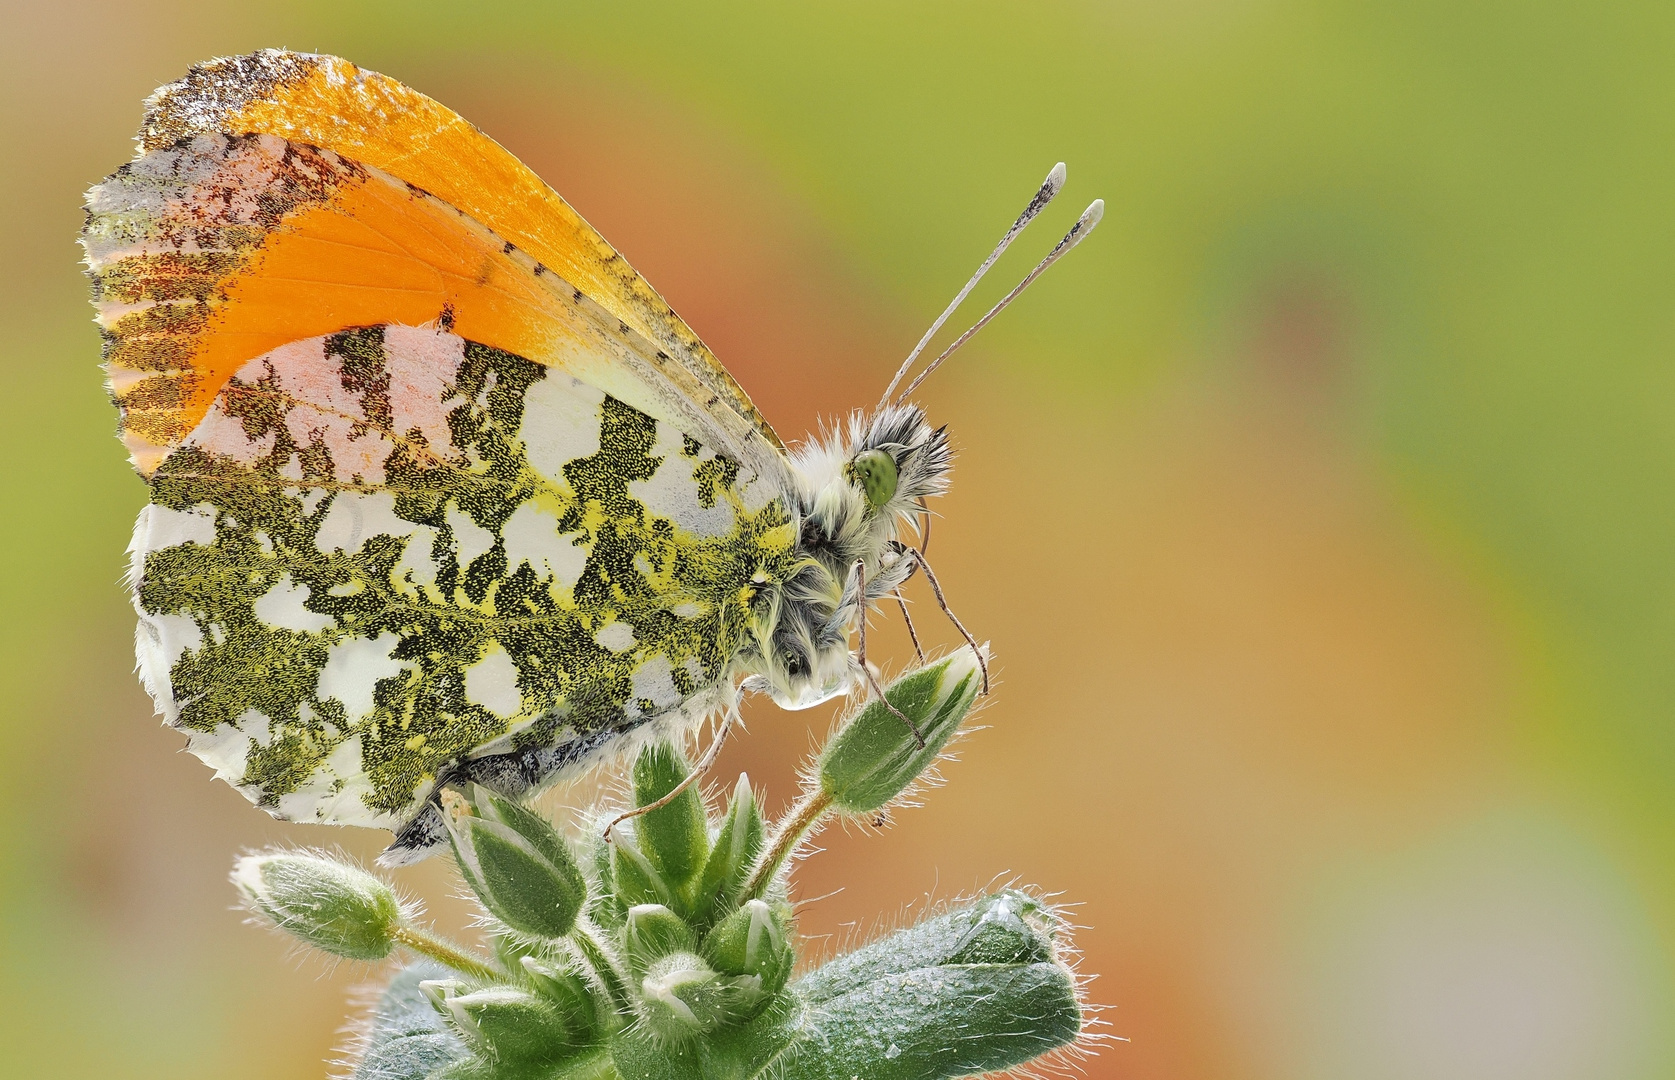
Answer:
[{"xmin": 735, "ymin": 403, "xmax": 952, "ymax": 709}]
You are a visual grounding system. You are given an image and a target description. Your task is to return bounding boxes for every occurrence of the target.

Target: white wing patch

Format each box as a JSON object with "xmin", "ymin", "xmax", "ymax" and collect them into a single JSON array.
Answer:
[
  {"xmin": 318, "ymin": 632, "xmax": 411, "ymax": 721},
  {"xmin": 630, "ymin": 422, "xmax": 737, "ymax": 537},
  {"xmin": 465, "ymin": 645, "xmax": 522, "ymax": 718},
  {"xmin": 523, "ymin": 374, "xmax": 605, "ymax": 478},
  {"xmin": 253, "ymin": 574, "xmax": 336, "ymax": 634},
  {"xmin": 629, "ymin": 654, "xmax": 682, "ymax": 719},
  {"xmin": 502, "ymin": 501, "xmax": 588, "ymax": 589}
]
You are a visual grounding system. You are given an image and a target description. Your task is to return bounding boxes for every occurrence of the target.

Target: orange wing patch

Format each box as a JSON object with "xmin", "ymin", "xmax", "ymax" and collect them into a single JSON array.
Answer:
[
  {"xmin": 85, "ymin": 133, "xmax": 768, "ymax": 475},
  {"xmin": 136, "ymin": 49, "xmax": 780, "ymax": 452}
]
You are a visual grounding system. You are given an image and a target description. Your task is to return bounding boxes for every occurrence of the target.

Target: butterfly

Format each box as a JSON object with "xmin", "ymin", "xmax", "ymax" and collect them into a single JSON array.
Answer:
[{"xmin": 82, "ymin": 50, "xmax": 1101, "ymax": 862}]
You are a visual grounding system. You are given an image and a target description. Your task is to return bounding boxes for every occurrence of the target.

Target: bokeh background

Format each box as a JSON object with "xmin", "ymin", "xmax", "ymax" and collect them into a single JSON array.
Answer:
[{"xmin": 4, "ymin": 2, "xmax": 1674, "ymax": 1078}]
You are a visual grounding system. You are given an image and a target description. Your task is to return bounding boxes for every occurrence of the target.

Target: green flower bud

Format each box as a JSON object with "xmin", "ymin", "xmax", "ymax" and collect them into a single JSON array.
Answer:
[
  {"xmin": 636, "ymin": 952, "xmax": 765, "ymax": 1039},
  {"xmin": 637, "ymin": 952, "xmax": 719, "ymax": 1038},
  {"xmin": 610, "ymin": 830, "xmax": 676, "ymax": 910},
  {"xmin": 443, "ymin": 786, "xmax": 587, "ymax": 941},
  {"xmin": 693, "ymin": 773, "xmax": 765, "ymax": 923},
  {"xmin": 584, "ymin": 829, "xmax": 623, "ymax": 928},
  {"xmin": 493, "ymin": 931, "xmax": 541, "ymax": 972},
  {"xmin": 519, "ymin": 953, "xmax": 604, "ymax": 1040},
  {"xmin": 701, "ymin": 898, "xmax": 794, "ymax": 996},
  {"xmin": 231, "ymin": 850, "xmax": 403, "ymax": 961},
  {"xmin": 624, "ymin": 904, "xmax": 696, "ymax": 971},
  {"xmin": 945, "ymin": 891, "xmax": 1054, "ymax": 966},
  {"xmin": 817, "ymin": 646, "xmax": 984, "ymax": 814},
  {"xmin": 422, "ymin": 979, "xmax": 577, "ymax": 1064},
  {"xmin": 633, "ymin": 743, "xmax": 709, "ymax": 896}
]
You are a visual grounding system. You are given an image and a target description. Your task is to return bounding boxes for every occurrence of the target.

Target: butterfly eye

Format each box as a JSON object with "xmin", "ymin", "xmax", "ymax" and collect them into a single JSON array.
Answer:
[{"xmin": 846, "ymin": 449, "xmax": 899, "ymax": 511}]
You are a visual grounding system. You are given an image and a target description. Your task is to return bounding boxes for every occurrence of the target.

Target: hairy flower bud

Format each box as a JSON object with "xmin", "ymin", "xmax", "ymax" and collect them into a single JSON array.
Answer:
[
  {"xmin": 633, "ymin": 743, "xmax": 709, "ymax": 895},
  {"xmin": 624, "ymin": 904, "xmax": 696, "ymax": 964},
  {"xmin": 519, "ymin": 953, "xmax": 604, "ymax": 1040},
  {"xmin": 701, "ymin": 898, "xmax": 794, "ymax": 996},
  {"xmin": 818, "ymin": 646, "xmax": 985, "ymax": 814},
  {"xmin": 635, "ymin": 951, "xmax": 765, "ymax": 1040},
  {"xmin": 422, "ymin": 980, "xmax": 577, "ymax": 1063},
  {"xmin": 610, "ymin": 829, "xmax": 675, "ymax": 910},
  {"xmin": 637, "ymin": 952, "xmax": 720, "ymax": 1038},
  {"xmin": 442, "ymin": 786, "xmax": 587, "ymax": 940},
  {"xmin": 694, "ymin": 773, "xmax": 765, "ymax": 921},
  {"xmin": 231, "ymin": 850, "xmax": 403, "ymax": 960}
]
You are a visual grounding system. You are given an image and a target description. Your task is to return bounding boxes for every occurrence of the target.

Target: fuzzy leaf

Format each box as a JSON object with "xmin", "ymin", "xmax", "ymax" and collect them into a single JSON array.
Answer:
[
  {"xmin": 781, "ymin": 962, "xmax": 1079, "ymax": 1080},
  {"xmin": 795, "ymin": 890, "xmax": 1053, "ymax": 1005},
  {"xmin": 353, "ymin": 962, "xmax": 472, "ymax": 1080}
]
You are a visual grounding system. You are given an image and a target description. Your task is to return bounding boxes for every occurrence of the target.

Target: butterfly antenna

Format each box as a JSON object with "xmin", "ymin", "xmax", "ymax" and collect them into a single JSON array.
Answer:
[
  {"xmin": 878, "ymin": 162, "xmax": 1067, "ymax": 408},
  {"xmin": 895, "ymin": 198, "xmax": 1104, "ymax": 404}
]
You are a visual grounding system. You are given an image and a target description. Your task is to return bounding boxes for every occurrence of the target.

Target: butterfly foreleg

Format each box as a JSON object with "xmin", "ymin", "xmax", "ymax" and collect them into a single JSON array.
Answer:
[
  {"xmin": 894, "ymin": 590, "xmax": 926, "ymax": 664},
  {"xmin": 851, "ymin": 559, "xmax": 927, "ymax": 748},
  {"xmin": 901, "ymin": 546, "xmax": 991, "ymax": 696}
]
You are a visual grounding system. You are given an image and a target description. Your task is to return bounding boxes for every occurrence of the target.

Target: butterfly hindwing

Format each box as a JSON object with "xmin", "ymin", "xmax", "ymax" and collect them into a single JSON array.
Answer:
[
  {"xmin": 82, "ymin": 66, "xmax": 806, "ymax": 832},
  {"xmin": 132, "ymin": 322, "xmax": 794, "ymax": 828}
]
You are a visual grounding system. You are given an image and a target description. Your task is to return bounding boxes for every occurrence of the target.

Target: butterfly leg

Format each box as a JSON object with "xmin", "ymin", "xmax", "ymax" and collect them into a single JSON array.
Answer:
[
  {"xmin": 904, "ymin": 547, "xmax": 992, "ymax": 695},
  {"xmin": 895, "ymin": 590, "xmax": 926, "ymax": 663},
  {"xmin": 853, "ymin": 559, "xmax": 927, "ymax": 748},
  {"xmin": 602, "ymin": 708, "xmax": 738, "ymax": 840},
  {"xmin": 890, "ymin": 504, "xmax": 930, "ymax": 660}
]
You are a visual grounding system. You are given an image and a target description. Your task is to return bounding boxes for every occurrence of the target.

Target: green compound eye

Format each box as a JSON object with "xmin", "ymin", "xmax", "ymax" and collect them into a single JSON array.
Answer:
[{"xmin": 847, "ymin": 449, "xmax": 899, "ymax": 511}]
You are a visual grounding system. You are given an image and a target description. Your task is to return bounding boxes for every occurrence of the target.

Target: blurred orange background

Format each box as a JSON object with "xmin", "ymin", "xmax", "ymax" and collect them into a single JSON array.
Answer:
[{"xmin": 3, "ymin": 3, "xmax": 1674, "ymax": 1079}]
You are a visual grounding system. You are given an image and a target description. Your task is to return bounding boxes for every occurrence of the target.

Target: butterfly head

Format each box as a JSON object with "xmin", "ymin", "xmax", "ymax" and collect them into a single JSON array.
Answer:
[{"xmin": 741, "ymin": 404, "xmax": 950, "ymax": 710}]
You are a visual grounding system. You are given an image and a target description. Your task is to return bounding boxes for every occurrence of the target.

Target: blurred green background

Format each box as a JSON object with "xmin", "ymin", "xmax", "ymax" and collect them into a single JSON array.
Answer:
[{"xmin": 4, "ymin": 2, "xmax": 1674, "ymax": 1077}]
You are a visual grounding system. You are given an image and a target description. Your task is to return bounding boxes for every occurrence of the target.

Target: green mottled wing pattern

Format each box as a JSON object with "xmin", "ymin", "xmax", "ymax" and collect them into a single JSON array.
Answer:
[{"xmin": 132, "ymin": 324, "xmax": 794, "ymax": 829}]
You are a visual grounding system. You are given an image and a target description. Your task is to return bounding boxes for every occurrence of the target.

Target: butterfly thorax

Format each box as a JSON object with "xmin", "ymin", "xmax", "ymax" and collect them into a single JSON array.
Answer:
[{"xmin": 739, "ymin": 405, "xmax": 951, "ymax": 709}]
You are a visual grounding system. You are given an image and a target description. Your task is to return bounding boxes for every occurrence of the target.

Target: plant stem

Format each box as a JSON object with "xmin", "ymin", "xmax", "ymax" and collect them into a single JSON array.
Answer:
[
  {"xmin": 390, "ymin": 925, "xmax": 501, "ymax": 982},
  {"xmin": 741, "ymin": 788, "xmax": 834, "ymax": 901}
]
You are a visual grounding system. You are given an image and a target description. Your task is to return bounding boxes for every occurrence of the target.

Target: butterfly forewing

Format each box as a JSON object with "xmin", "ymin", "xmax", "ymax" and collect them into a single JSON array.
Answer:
[{"xmin": 135, "ymin": 48, "xmax": 784, "ymax": 464}]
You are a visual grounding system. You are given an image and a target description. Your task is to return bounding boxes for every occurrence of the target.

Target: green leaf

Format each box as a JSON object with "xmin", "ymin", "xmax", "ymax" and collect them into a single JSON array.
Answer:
[
  {"xmin": 772, "ymin": 892, "xmax": 1079, "ymax": 1080},
  {"xmin": 782, "ymin": 962, "xmax": 1079, "ymax": 1080},
  {"xmin": 795, "ymin": 891, "xmax": 1052, "ymax": 1004}
]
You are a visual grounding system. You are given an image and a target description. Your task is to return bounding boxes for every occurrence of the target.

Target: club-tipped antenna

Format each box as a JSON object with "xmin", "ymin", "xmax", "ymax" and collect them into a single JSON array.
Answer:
[
  {"xmin": 895, "ymin": 198, "xmax": 1104, "ymax": 405},
  {"xmin": 878, "ymin": 163, "xmax": 1067, "ymax": 408}
]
